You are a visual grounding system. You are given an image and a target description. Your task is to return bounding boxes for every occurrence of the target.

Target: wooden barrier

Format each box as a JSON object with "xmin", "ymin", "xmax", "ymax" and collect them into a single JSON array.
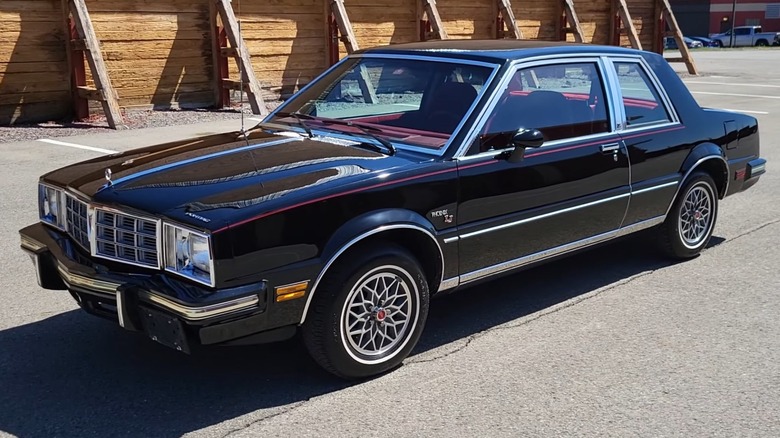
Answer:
[{"xmin": 0, "ymin": 0, "xmax": 695, "ymax": 126}]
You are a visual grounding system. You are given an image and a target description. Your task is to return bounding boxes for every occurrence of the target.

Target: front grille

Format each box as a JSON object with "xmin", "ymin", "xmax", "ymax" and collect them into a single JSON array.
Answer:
[
  {"xmin": 95, "ymin": 209, "xmax": 159, "ymax": 268},
  {"xmin": 65, "ymin": 194, "xmax": 90, "ymax": 249}
]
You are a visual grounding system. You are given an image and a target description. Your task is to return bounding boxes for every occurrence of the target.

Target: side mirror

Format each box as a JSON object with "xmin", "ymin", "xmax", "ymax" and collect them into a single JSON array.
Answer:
[{"xmin": 507, "ymin": 129, "xmax": 544, "ymax": 163}]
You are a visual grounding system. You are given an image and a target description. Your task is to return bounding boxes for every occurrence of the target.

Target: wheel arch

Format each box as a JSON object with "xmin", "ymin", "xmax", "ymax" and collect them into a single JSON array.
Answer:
[
  {"xmin": 299, "ymin": 209, "xmax": 444, "ymax": 325},
  {"xmin": 674, "ymin": 143, "xmax": 728, "ymax": 202}
]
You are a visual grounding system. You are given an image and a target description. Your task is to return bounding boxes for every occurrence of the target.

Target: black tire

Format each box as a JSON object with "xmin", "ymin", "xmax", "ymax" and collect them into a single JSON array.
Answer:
[
  {"xmin": 756, "ymin": 39, "xmax": 769, "ymax": 47},
  {"xmin": 716, "ymin": 40, "xmax": 724, "ymax": 48},
  {"xmin": 658, "ymin": 172, "xmax": 718, "ymax": 259},
  {"xmin": 302, "ymin": 244, "xmax": 430, "ymax": 379}
]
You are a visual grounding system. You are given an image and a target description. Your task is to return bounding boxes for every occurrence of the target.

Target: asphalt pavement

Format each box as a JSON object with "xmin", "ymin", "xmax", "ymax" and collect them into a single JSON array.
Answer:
[{"xmin": 0, "ymin": 50, "xmax": 778, "ymax": 437}]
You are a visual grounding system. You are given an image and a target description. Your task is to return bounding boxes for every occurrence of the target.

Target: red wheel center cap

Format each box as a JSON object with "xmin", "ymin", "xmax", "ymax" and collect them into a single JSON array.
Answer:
[
  {"xmin": 375, "ymin": 309, "xmax": 386, "ymax": 321},
  {"xmin": 694, "ymin": 211, "xmax": 702, "ymax": 220}
]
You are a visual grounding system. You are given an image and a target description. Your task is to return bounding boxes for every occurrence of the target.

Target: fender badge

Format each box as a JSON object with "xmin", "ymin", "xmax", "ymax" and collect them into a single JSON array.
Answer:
[
  {"xmin": 185, "ymin": 211, "xmax": 211, "ymax": 223},
  {"xmin": 105, "ymin": 168, "xmax": 112, "ymax": 186}
]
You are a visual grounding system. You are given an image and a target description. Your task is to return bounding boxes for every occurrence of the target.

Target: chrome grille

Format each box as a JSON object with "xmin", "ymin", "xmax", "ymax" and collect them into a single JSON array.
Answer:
[
  {"xmin": 65, "ymin": 194, "xmax": 90, "ymax": 249},
  {"xmin": 95, "ymin": 209, "xmax": 159, "ymax": 267}
]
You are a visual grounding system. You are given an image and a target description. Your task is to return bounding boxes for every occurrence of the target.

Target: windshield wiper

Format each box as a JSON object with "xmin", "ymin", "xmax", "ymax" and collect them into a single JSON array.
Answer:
[
  {"xmin": 270, "ymin": 112, "xmax": 396, "ymax": 156},
  {"xmin": 272, "ymin": 111, "xmax": 314, "ymax": 138}
]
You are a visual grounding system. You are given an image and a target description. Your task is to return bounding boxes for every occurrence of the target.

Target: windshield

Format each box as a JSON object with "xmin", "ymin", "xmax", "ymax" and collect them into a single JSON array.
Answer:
[{"xmin": 267, "ymin": 57, "xmax": 495, "ymax": 151}]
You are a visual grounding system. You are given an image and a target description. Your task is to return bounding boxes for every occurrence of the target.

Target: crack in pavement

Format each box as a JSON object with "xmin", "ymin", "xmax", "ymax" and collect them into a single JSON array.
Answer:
[
  {"xmin": 220, "ymin": 401, "xmax": 309, "ymax": 438},
  {"xmin": 408, "ymin": 216, "xmax": 780, "ymax": 366}
]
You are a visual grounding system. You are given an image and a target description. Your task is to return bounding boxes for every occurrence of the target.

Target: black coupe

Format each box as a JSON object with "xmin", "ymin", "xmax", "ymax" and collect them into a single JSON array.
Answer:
[{"xmin": 20, "ymin": 40, "xmax": 766, "ymax": 378}]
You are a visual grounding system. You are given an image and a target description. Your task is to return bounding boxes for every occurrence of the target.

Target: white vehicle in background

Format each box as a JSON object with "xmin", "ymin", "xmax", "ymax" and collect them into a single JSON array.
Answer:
[{"xmin": 709, "ymin": 25, "xmax": 780, "ymax": 47}]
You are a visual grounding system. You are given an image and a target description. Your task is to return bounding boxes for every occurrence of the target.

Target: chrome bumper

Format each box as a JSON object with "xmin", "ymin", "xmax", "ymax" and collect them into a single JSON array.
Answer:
[{"xmin": 20, "ymin": 227, "xmax": 261, "ymax": 323}]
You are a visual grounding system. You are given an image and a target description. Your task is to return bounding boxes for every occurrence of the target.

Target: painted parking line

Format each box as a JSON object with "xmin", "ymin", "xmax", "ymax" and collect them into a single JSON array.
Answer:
[
  {"xmin": 36, "ymin": 138, "xmax": 115, "ymax": 155},
  {"xmin": 686, "ymin": 81, "xmax": 780, "ymax": 89},
  {"xmin": 690, "ymin": 91, "xmax": 780, "ymax": 100}
]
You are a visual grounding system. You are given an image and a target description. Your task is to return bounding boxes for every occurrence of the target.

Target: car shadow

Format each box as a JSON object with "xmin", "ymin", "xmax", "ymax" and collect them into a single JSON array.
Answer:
[{"xmin": 0, "ymin": 232, "xmax": 713, "ymax": 437}]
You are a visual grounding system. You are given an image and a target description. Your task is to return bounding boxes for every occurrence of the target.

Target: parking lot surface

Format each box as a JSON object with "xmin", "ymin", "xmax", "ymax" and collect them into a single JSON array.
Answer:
[{"xmin": 0, "ymin": 50, "xmax": 778, "ymax": 437}]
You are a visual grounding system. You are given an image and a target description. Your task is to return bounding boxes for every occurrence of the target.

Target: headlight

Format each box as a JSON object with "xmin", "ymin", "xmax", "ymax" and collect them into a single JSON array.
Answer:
[
  {"xmin": 38, "ymin": 183, "xmax": 65, "ymax": 229},
  {"xmin": 163, "ymin": 223, "xmax": 214, "ymax": 287}
]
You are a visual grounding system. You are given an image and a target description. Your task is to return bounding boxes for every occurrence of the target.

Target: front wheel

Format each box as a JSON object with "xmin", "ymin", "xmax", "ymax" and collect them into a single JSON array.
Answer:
[
  {"xmin": 658, "ymin": 172, "xmax": 719, "ymax": 259},
  {"xmin": 302, "ymin": 245, "xmax": 430, "ymax": 379}
]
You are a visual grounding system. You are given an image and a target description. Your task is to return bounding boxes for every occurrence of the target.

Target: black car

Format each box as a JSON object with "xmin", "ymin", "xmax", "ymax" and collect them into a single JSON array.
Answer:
[{"xmin": 20, "ymin": 40, "xmax": 766, "ymax": 379}]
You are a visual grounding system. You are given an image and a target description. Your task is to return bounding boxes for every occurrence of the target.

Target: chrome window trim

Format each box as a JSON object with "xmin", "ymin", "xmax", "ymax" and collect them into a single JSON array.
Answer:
[
  {"xmin": 459, "ymin": 215, "xmax": 665, "ymax": 284},
  {"xmin": 456, "ymin": 130, "xmax": 620, "ymax": 162},
  {"xmin": 454, "ymin": 55, "xmax": 618, "ymax": 158},
  {"xmin": 299, "ymin": 224, "xmax": 445, "ymax": 325},
  {"xmin": 161, "ymin": 222, "xmax": 217, "ymax": 288},
  {"xmin": 459, "ymin": 192, "xmax": 631, "ymax": 240},
  {"xmin": 268, "ymin": 53, "xmax": 502, "ymax": 158},
  {"xmin": 664, "ymin": 155, "xmax": 729, "ymax": 216},
  {"xmin": 605, "ymin": 56, "xmax": 680, "ymax": 133}
]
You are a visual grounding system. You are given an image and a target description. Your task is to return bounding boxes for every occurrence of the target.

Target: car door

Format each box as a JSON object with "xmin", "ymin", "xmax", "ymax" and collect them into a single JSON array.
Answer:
[{"xmin": 453, "ymin": 58, "xmax": 630, "ymax": 282}]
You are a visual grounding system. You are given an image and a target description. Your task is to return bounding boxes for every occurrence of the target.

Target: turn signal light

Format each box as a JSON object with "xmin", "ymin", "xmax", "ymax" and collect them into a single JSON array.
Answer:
[{"xmin": 275, "ymin": 281, "xmax": 309, "ymax": 302}]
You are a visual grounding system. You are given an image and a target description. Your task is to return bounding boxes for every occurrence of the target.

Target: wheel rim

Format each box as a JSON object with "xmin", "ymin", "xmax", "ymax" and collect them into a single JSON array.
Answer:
[
  {"xmin": 678, "ymin": 183, "xmax": 713, "ymax": 249},
  {"xmin": 340, "ymin": 265, "xmax": 418, "ymax": 363}
]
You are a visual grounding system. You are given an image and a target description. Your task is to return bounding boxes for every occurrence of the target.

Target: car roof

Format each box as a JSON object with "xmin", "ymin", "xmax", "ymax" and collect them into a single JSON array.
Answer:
[{"xmin": 356, "ymin": 39, "xmax": 646, "ymax": 64}]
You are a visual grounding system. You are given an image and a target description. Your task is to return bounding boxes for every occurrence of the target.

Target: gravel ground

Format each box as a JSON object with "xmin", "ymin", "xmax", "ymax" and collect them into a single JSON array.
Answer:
[{"xmin": 0, "ymin": 103, "xmax": 279, "ymax": 145}]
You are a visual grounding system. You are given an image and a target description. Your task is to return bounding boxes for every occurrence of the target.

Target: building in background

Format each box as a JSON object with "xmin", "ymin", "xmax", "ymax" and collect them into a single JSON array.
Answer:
[{"xmin": 671, "ymin": 0, "xmax": 780, "ymax": 36}]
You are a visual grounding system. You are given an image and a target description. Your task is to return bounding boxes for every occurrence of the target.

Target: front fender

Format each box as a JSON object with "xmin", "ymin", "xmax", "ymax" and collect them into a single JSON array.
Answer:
[{"xmin": 299, "ymin": 209, "xmax": 443, "ymax": 325}]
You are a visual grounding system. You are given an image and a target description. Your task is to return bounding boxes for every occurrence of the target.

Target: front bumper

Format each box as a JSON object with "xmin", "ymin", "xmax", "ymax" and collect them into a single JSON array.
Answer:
[{"xmin": 20, "ymin": 223, "xmax": 302, "ymax": 351}]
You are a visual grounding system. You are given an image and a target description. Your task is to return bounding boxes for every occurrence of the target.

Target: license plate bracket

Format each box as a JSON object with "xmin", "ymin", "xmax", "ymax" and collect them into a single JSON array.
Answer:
[{"xmin": 138, "ymin": 307, "xmax": 190, "ymax": 354}]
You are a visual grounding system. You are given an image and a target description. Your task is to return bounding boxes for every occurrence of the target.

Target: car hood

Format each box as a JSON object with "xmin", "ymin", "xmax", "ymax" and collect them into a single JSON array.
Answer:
[{"xmin": 42, "ymin": 131, "xmax": 413, "ymax": 231}]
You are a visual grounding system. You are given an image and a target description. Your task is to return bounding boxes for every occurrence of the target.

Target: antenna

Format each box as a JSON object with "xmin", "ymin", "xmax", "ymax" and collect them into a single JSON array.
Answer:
[{"xmin": 238, "ymin": 1, "xmax": 249, "ymax": 144}]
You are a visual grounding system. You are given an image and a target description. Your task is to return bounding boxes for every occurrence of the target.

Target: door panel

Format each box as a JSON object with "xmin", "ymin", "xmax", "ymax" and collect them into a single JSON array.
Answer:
[
  {"xmin": 454, "ymin": 59, "xmax": 630, "ymax": 279},
  {"xmin": 456, "ymin": 138, "xmax": 630, "ymax": 276}
]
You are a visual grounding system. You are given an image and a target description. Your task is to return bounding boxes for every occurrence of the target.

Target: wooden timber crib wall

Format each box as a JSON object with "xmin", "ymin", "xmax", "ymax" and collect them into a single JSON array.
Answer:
[{"xmin": 0, "ymin": 0, "xmax": 695, "ymax": 128}]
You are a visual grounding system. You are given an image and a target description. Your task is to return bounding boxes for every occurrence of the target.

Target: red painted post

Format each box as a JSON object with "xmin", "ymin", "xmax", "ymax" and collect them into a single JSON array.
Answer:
[
  {"xmin": 327, "ymin": 13, "xmax": 340, "ymax": 66},
  {"xmin": 69, "ymin": 17, "xmax": 88, "ymax": 120},
  {"xmin": 215, "ymin": 27, "xmax": 230, "ymax": 108}
]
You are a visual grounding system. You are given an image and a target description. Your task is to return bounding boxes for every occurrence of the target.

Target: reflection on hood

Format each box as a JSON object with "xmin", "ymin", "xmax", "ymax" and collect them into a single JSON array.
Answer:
[
  {"xmin": 117, "ymin": 156, "xmax": 378, "ymax": 190},
  {"xmin": 184, "ymin": 165, "xmax": 369, "ymax": 212}
]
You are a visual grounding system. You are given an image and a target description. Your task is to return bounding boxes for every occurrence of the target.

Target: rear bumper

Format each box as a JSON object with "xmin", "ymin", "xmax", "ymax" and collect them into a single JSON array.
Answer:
[{"xmin": 19, "ymin": 223, "xmax": 301, "ymax": 350}]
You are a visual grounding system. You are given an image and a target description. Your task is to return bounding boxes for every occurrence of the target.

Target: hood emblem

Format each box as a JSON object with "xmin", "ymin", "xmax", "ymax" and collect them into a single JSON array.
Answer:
[{"xmin": 105, "ymin": 168, "xmax": 113, "ymax": 186}]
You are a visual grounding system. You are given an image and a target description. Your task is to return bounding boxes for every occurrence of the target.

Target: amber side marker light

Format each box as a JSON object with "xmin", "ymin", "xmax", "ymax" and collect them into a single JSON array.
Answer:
[{"xmin": 275, "ymin": 281, "xmax": 309, "ymax": 302}]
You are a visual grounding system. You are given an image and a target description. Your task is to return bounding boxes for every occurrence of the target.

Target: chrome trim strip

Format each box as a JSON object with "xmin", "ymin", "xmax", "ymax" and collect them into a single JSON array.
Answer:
[
  {"xmin": 443, "ymin": 236, "xmax": 459, "ymax": 244},
  {"xmin": 631, "ymin": 180, "xmax": 679, "ymax": 195},
  {"xmin": 137, "ymin": 291, "xmax": 259, "ymax": 322},
  {"xmin": 107, "ymin": 137, "xmax": 300, "ymax": 188},
  {"xmin": 460, "ymin": 216, "xmax": 664, "ymax": 284},
  {"xmin": 664, "ymin": 155, "xmax": 729, "ymax": 216},
  {"xmin": 55, "ymin": 261, "xmax": 257, "ymax": 321},
  {"xmin": 116, "ymin": 290, "xmax": 126, "ymax": 328},
  {"xmin": 460, "ymin": 192, "xmax": 630, "ymax": 240},
  {"xmin": 438, "ymin": 277, "xmax": 459, "ymax": 292},
  {"xmin": 299, "ymin": 224, "xmax": 445, "ymax": 325},
  {"xmin": 57, "ymin": 263, "xmax": 119, "ymax": 297},
  {"xmin": 455, "ymin": 131, "xmax": 619, "ymax": 162}
]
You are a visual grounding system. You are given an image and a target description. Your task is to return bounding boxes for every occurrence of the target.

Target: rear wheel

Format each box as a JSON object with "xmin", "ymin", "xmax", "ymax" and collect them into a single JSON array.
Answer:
[
  {"xmin": 658, "ymin": 172, "xmax": 718, "ymax": 259},
  {"xmin": 756, "ymin": 39, "xmax": 769, "ymax": 47},
  {"xmin": 302, "ymin": 245, "xmax": 429, "ymax": 379}
]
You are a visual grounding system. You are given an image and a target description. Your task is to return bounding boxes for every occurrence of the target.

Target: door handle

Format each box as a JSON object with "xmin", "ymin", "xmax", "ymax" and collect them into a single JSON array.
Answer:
[{"xmin": 600, "ymin": 143, "xmax": 620, "ymax": 153}]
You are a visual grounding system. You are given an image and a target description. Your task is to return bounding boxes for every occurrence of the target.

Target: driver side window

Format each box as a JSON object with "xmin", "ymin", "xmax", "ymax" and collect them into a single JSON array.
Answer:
[{"xmin": 473, "ymin": 61, "xmax": 610, "ymax": 154}]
